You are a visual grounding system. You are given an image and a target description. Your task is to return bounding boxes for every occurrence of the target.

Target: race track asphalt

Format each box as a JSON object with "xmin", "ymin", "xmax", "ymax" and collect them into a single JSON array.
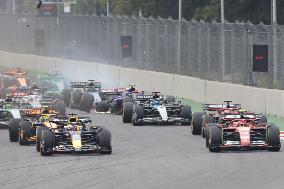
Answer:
[{"xmin": 1, "ymin": 109, "xmax": 284, "ymax": 189}]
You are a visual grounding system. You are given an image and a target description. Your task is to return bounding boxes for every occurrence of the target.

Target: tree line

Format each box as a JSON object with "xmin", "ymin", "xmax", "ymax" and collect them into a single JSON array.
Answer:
[{"xmin": 18, "ymin": 0, "xmax": 284, "ymax": 25}]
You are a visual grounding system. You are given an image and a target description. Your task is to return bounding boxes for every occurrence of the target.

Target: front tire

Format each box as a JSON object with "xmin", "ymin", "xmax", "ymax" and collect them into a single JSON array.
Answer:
[
  {"xmin": 191, "ymin": 112, "xmax": 203, "ymax": 135},
  {"xmin": 19, "ymin": 121, "xmax": 32, "ymax": 145},
  {"xmin": 180, "ymin": 105, "xmax": 192, "ymax": 126},
  {"xmin": 267, "ymin": 124, "xmax": 281, "ymax": 151},
  {"xmin": 132, "ymin": 105, "xmax": 144, "ymax": 126},
  {"xmin": 202, "ymin": 115, "xmax": 214, "ymax": 138},
  {"xmin": 208, "ymin": 126, "xmax": 222, "ymax": 152},
  {"xmin": 122, "ymin": 102, "xmax": 134, "ymax": 123},
  {"xmin": 99, "ymin": 129, "xmax": 112, "ymax": 154},
  {"xmin": 40, "ymin": 130, "xmax": 54, "ymax": 156},
  {"xmin": 9, "ymin": 118, "xmax": 22, "ymax": 142}
]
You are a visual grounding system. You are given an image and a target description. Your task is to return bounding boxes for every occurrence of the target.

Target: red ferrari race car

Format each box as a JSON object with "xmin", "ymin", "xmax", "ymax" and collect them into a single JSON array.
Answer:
[
  {"xmin": 206, "ymin": 113, "xmax": 281, "ymax": 152},
  {"xmin": 191, "ymin": 101, "xmax": 243, "ymax": 137}
]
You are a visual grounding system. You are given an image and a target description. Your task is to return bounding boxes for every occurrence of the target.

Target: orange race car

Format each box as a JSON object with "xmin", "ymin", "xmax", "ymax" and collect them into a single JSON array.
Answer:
[{"xmin": 8, "ymin": 107, "xmax": 59, "ymax": 145}]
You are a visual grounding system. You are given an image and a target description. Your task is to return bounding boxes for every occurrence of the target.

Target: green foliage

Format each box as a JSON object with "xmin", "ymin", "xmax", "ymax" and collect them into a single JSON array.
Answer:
[
  {"xmin": 20, "ymin": 0, "xmax": 284, "ymax": 24},
  {"xmin": 22, "ymin": 0, "xmax": 36, "ymax": 14},
  {"xmin": 258, "ymin": 75, "xmax": 269, "ymax": 88},
  {"xmin": 193, "ymin": 0, "xmax": 220, "ymax": 22},
  {"xmin": 76, "ymin": 0, "xmax": 96, "ymax": 15}
]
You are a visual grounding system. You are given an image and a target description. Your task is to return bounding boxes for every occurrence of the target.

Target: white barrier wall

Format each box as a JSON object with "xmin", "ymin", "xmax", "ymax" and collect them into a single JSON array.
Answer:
[{"xmin": 0, "ymin": 50, "xmax": 282, "ymax": 116}]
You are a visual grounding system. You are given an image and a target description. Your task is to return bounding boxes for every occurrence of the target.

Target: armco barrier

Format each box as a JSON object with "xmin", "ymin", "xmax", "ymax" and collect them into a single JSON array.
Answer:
[{"xmin": 0, "ymin": 50, "xmax": 283, "ymax": 116}]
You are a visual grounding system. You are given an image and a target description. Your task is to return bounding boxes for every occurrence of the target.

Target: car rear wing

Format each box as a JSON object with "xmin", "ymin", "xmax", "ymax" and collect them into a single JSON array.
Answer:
[
  {"xmin": 135, "ymin": 95, "xmax": 153, "ymax": 102},
  {"xmin": 51, "ymin": 116, "xmax": 92, "ymax": 124},
  {"xmin": 70, "ymin": 81, "xmax": 101, "ymax": 89},
  {"xmin": 100, "ymin": 89, "xmax": 121, "ymax": 95},
  {"xmin": 21, "ymin": 108, "xmax": 57, "ymax": 117},
  {"xmin": 48, "ymin": 71, "xmax": 63, "ymax": 79},
  {"xmin": 203, "ymin": 104, "xmax": 241, "ymax": 111},
  {"xmin": 9, "ymin": 92, "xmax": 27, "ymax": 98},
  {"xmin": 2, "ymin": 68, "xmax": 26, "ymax": 78},
  {"xmin": 40, "ymin": 97, "xmax": 54, "ymax": 107}
]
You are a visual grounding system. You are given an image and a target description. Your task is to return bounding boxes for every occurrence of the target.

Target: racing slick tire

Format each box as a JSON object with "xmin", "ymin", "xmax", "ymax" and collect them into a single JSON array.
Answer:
[
  {"xmin": 70, "ymin": 101, "xmax": 76, "ymax": 109},
  {"xmin": 180, "ymin": 105, "xmax": 192, "ymax": 126},
  {"xmin": 208, "ymin": 126, "xmax": 222, "ymax": 152},
  {"xmin": 132, "ymin": 105, "xmax": 144, "ymax": 126},
  {"xmin": 54, "ymin": 100, "xmax": 66, "ymax": 115},
  {"xmin": 62, "ymin": 89, "xmax": 71, "ymax": 107},
  {"xmin": 70, "ymin": 90, "xmax": 81, "ymax": 109},
  {"xmin": 54, "ymin": 94, "xmax": 64, "ymax": 101},
  {"xmin": 19, "ymin": 121, "xmax": 32, "ymax": 145},
  {"xmin": 166, "ymin": 95, "xmax": 176, "ymax": 103},
  {"xmin": 95, "ymin": 101, "xmax": 109, "ymax": 112},
  {"xmin": 191, "ymin": 112, "xmax": 203, "ymax": 135},
  {"xmin": 267, "ymin": 124, "xmax": 281, "ymax": 152},
  {"xmin": 123, "ymin": 96, "xmax": 133, "ymax": 103},
  {"xmin": 98, "ymin": 129, "xmax": 112, "ymax": 154},
  {"xmin": 260, "ymin": 115, "xmax": 268, "ymax": 123},
  {"xmin": 122, "ymin": 102, "xmax": 134, "ymax": 123},
  {"xmin": 36, "ymin": 127, "xmax": 49, "ymax": 152},
  {"xmin": 36, "ymin": 127, "xmax": 43, "ymax": 152},
  {"xmin": 80, "ymin": 92, "xmax": 94, "ymax": 113},
  {"xmin": 202, "ymin": 115, "xmax": 215, "ymax": 138},
  {"xmin": 205, "ymin": 123, "xmax": 218, "ymax": 147},
  {"xmin": 9, "ymin": 118, "xmax": 22, "ymax": 142},
  {"xmin": 40, "ymin": 130, "xmax": 54, "ymax": 156}
]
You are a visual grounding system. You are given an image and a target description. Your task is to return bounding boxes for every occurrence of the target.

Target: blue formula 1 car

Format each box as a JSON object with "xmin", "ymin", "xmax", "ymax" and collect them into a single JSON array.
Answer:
[{"xmin": 95, "ymin": 86, "xmax": 141, "ymax": 114}]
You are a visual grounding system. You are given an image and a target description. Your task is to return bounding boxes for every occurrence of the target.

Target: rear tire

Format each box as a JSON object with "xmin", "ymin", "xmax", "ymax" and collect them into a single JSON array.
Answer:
[
  {"xmin": 62, "ymin": 89, "xmax": 71, "ymax": 107},
  {"xmin": 95, "ymin": 101, "xmax": 109, "ymax": 112},
  {"xmin": 260, "ymin": 115, "xmax": 268, "ymax": 123},
  {"xmin": 19, "ymin": 121, "xmax": 32, "ymax": 145},
  {"xmin": 267, "ymin": 124, "xmax": 281, "ymax": 151},
  {"xmin": 122, "ymin": 102, "xmax": 133, "ymax": 123},
  {"xmin": 166, "ymin": 95, "xmax": 175, "ymax": 102},
  {"xmin": 98, "ymin": 129, "xmax": 112, "ymax": 154},
  {"xmin": 191, "ymin": 112, "xmax": 203, "ymax": 135},
  {"xmin": 180, "ymin": 105, "xmax": 192, "ymax": 126},
  {"xmin": 80, "ymin": 92, "xmax": 94, "ymax": 112},
  {"xmin": 54, "ymin": 100, "xmax": 66, "ymax": 115},
  {"xmin": 70, "ymin": 90, "xmax": 81, "ymax": 109},
  {"xmin": 9, "ymin": 118, "xmax": 22, "ymax": 142},
  {"xmin": 123, "ymin": 96, "xmax": 133, "ymax": 103}
]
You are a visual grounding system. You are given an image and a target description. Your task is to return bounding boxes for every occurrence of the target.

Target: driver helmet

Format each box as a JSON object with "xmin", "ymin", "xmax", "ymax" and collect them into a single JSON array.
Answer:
[
  {"xmin": 128, "ymin": 84, "xmax": 136, "ymax": 92},
  {"xmin": 5, "ymin": 96, "xmax": 13, "ymax": 103},
  {"xmin": 68, "ymin": 116, "xmax": 78, "ymax": 125},
  {"xmin": 31, "ymin": 83, "xmax": 39, "ymax": 90},
  {"xmin": 40, "ymin": 115, "xmax": 49, "ymax": 122},
  {"xmin": 152, "ymin": 92, "xmax": 160, "ymax": 99}
]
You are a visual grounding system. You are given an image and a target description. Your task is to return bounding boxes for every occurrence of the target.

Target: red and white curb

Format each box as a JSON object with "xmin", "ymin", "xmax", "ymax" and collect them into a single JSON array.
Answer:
[{"xmin": 280, "ymin": 131, "xmax": 284, "ymax": 141}]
